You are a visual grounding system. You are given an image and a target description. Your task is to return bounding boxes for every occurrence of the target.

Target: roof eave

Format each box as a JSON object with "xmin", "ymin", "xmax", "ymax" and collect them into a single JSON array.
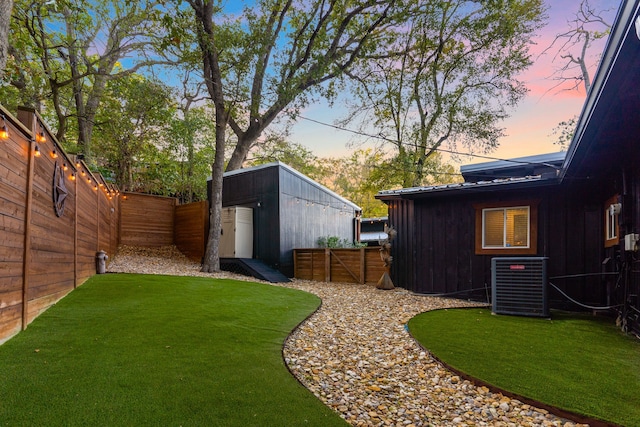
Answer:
[
  {"xmin": 560, "ymin": 0, "xmax": 640, "ymax": 181},
  {"xmin": 376, "ymin": 176, "xmax": 560, "ymax": 201}
]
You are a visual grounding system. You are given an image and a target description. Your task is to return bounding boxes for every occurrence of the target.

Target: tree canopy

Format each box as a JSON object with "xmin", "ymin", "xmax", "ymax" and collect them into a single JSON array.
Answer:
[
  {"xmin": 343, "ymin": 0, "xmax": 546, "ymax": 187},
  {"xmin": 2, "ymin": 0, "xmax": 548, "ymax": 272},
  {"xmin": 5, "ymin": 0, "xmax": 174, "ymax": 159}
]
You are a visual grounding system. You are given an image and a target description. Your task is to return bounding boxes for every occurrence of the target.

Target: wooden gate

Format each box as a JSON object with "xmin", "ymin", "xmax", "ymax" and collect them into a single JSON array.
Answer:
[{"xmin": 293, "ymin": 247, "xmax": 385, "ymax": 284}]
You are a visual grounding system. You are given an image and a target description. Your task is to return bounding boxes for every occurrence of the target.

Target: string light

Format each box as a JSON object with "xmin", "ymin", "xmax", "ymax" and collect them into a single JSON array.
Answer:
[
  {"xmin": 35, "ymin": 126, "xmax": 46, "ymax": 143},
  {"xmin": 34, "ymin": 145, "xmax": 41, "ymax": 157},
  {"xmin": 70, "ymin": 173, "xmax": 76, "ymax": 180},
  {"xmin": 0, "ymin": 115, "xmax": 9, "ymax": 139},
  {"xmin": 50, "ymin": 148, "xmax": 58, "ymax": 158},
  {"xmin": 290, "ymin": 195, "xmax": 355, "ymax": 216}
]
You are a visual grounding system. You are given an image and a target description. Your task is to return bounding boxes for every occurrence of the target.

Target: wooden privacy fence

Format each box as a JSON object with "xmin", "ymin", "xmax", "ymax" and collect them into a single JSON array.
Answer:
[
  {"xmin": 120, "ymin": 192, "xmax": 176, "ymax": 247},
  {"xmin": 293, "ymin": 247, "xmax": 386, "ymax": 284},
  {"xmin": 119, "ymin": 193, "xmax": 209, "ymax": 262},
  {"xmin": 174, "ymin": 200, "xmax": 209, "ymax": 261},
  {"xmin": 0, "ymin": 105, "xmax": 119, "ymax": 344}
]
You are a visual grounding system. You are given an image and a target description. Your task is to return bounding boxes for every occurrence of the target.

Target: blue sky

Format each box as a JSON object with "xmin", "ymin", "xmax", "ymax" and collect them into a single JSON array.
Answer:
[{"xmin": 287, "ymin": 0, "xmax": 617, "ymax": 167}]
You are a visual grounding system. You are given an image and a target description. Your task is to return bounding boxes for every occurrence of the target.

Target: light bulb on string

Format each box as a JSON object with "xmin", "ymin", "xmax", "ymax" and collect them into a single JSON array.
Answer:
[{"xmin": 0, "ymin": 115, "xmax": 9, "ymax": 139}]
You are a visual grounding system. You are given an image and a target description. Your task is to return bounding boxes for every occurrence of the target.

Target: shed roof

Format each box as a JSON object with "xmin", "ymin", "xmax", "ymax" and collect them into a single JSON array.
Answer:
[{"xmin": 221, "ymin": 161, "xmax": 362, "ymax": 211}]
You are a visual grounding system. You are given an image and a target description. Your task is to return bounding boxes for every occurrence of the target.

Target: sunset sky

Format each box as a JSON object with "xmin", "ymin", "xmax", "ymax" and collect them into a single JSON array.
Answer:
[{"xmin": 287, "ymin": 0, "xmax": 617, "ymax": 167}]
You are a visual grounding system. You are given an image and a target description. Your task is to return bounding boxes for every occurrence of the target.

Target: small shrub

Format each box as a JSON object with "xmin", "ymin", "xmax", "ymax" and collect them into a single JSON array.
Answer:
[{"xmin": 317, "ymin": 236, "xmax": 367, "ymax": 248}]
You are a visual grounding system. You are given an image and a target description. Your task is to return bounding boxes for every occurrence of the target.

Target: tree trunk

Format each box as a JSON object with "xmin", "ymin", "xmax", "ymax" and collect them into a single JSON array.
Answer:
[
  {"xmin": 191, "ymin": 0, "xmax": 227, "ymax": 273},
  {"xmin": 201, "ymin": 110, "xmax": 227, "ymax": 272},
  {"xmin": 0, "ymin": 0, "xmax": 13, "ymax": 79},
  {"xmin": 226, "ymin": 132, "xmax": 258, "ymax": 171}
]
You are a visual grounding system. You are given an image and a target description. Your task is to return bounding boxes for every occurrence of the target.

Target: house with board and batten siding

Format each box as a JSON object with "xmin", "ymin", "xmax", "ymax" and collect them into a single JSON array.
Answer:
[{"xmin": 376, "ymin": 0, "xmax": 640, "ymax": 333}]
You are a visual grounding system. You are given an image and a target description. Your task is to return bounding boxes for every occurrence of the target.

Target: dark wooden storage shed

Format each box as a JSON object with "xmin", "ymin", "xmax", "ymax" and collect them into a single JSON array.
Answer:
[
  {"xmin": 212, "ymin": 161, "xmax": 361, "ymax": 276},
  {"xmin": 377, "ymin": 0, "xmax": 640, "ymax": 333}
]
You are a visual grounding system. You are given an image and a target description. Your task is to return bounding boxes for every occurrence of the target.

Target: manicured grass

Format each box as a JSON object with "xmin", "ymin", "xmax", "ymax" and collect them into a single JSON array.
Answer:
[
  {"xmin": 0, "ymin": 274, "xmax": 346, "ymax": 426},
  {"xmin": 408, "ymin": 308, "xmax": 640, "ymax": 426}
]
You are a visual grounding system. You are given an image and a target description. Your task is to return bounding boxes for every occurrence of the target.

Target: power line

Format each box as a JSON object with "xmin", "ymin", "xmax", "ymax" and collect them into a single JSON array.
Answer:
[{"xmin": 297, "ymin": 114, "xmax": 564, "ymax": 169}]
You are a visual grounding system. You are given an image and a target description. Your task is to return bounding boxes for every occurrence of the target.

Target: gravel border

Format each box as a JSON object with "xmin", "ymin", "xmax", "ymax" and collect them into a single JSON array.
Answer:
[{"xmin": 108, "ymin": 246, "xmax": 588, "ymax": 427}]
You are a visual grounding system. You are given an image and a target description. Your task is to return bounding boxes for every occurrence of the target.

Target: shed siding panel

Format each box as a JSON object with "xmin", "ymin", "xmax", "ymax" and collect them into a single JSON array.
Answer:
[
  {"xmin": 222, "ymin": 167, "xmax": 280, "ymax": 268},
  {"xmin": 279, "ymin": 167, "xmax": 356, "ymax": 276}
]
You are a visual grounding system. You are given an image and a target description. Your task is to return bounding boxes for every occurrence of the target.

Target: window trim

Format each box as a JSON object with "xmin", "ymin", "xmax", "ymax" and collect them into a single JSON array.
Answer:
[
  {"xmin": 604, "ymin": 195, "xmax": 620, "ymax": 248},
  {"xmin": 474, "ymin": 200, "xmax": 538, "ymax": 255}
]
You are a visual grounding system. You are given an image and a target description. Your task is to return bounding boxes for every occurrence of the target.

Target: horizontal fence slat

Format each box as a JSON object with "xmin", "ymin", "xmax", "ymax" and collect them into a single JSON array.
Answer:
[
  {"xmin": 294, "ymin": 247, "xmax": 384, "ymax": 285},
  {"xmin": 0, "ymin": 106, "xmax": 121, "ymax": 344}
]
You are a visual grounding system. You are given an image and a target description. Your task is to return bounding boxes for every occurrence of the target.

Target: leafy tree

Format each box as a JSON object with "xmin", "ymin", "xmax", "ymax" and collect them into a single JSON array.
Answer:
[
  {"xmin": 319, "ymin": 149, "xmax": 387, "ymax": 218},
  {"xmin": 7, "ymin": 0, "xmax": 174, "ymax": 160},
  {"xmin": 0, "ymin": 0, "xmax": 13, "ymax": 78},
  {"xmin": 544, "ymin": 0, "xmax": 614, "ymax": 148},
  {"xmin": 184, "ymin": 0, "xmax": 407, "ymax": 272},
  {"xmin": 166, "ymin": 106, "xmax": 216, "ymax": 203},
  {"xmin": 550, "ymin": 116, "xmax": 577, "ymax": 149},
  {"xmin": 544, "ymin": 0, "xmax": 613, "ymax": 94},
  {"xmin": 92, "ymin": 74, "xmax": 175, "ymax": 192},
  {"xmin": 1, "ymin": 1, "xmax": 52, "ymax": 115},
  {"xmin": 344, "ymin": 0, "xmax": 546, "ymax": 187},
  {"xmin": 319, "ymin": 149, "xmax": 460, "ymax": 218},
  {"xmin": 245, "ymin": 132, "xmax": 328, "ymax": 182}
]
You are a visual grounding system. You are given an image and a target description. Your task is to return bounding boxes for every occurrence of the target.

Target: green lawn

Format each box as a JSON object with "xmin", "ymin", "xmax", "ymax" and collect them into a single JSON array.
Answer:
[
  {"xmin": 0, "ymin": 274, "xmax": 346, "ymax": 426},
  {"xmin": 408, "ymin": 308, "xmax": 640, "ymax": 426}
]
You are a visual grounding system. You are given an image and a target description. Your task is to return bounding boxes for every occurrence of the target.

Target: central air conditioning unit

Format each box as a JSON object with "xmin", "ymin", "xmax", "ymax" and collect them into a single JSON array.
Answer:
[{"xmin": 491, "ymin": 257, "xmax": 549, "ymax": 317}]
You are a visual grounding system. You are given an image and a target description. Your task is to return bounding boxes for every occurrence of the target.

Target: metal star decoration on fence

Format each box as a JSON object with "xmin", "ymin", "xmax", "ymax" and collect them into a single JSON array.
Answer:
[{"xmin": 53, "ymin": 162, "xmax": 68, "ymax": 217}]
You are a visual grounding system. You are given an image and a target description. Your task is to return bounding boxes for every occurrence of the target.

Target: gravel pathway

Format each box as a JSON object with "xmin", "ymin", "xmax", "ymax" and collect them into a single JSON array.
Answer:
[{"xmin": 108, "ymin": 246, "xmax": 586, "ymax": 427}]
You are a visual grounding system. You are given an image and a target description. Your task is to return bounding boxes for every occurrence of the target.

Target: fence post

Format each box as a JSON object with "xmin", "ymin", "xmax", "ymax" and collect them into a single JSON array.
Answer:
[
  {"xmin": 20, "ymin": 115, "xmax": 37, "ymax": 331},
  {"xmin": 74, "ymin": 170, "xmax": 78, "ymax": 288},
  {"xmin": 293, "ymin": 249, "xmax": 298, "ymax": 278},
  {"xmin": 360, "ymin": 247, "xmax": 365, "ymax": 284},
  {"xmin": 325, "ymin": 248, "xmax": 331, "ymax": 282},
  {"xmin": 96, "ymin": 178, "xmax": 100, "ymax": 252}
]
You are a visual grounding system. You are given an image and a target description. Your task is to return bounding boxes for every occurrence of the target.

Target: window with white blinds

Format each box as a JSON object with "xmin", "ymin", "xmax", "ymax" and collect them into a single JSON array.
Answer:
[
  {"xmin": 604, "ymin": 195, "xmax": 620, "ymax": 248},
  {"xmin": 482, "ymin": 206, "xmax": 530, "ymax": 249}
]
